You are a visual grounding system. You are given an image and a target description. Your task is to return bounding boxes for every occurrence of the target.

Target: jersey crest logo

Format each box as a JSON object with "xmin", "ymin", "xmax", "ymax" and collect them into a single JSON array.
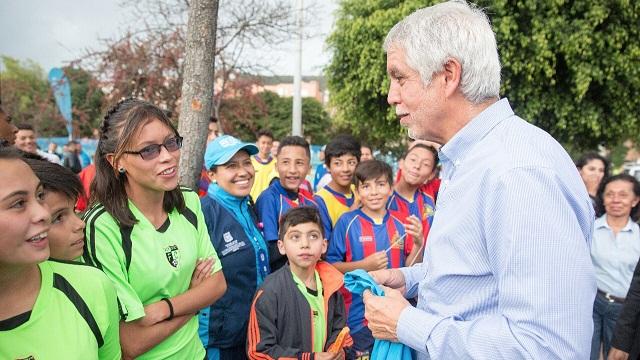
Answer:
[
  {"xmin": 223, "ymin": 231, "xmax": 234, "ymax": 243},
  {"xmin": 358, "ymin": 235, "xmax": 373, "ymax": 243},
  {"xmin": 164, "ymin": 244, "xmax": 180, "ymax": 267},
  {"xmin": 423, "ymin": 204, "xmax": 435, "ymax": 218}
]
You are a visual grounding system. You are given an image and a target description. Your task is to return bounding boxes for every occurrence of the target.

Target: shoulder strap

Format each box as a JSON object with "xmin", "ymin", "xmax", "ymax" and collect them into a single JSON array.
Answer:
[{"xmin": 52, "ymin": 273, "xmax": 104, "ymax": 348}]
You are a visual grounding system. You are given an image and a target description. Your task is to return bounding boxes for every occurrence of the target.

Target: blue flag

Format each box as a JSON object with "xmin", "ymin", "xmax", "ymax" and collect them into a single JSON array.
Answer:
[{"xmin": 48, "ymin": 68, "xmax": 72, "ymax": 140}]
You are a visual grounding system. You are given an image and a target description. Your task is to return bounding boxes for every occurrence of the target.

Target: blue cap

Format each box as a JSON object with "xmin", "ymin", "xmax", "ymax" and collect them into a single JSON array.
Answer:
[{"xmin": 204, "ymin": 135, "xmax": 258, "ymax": 169}]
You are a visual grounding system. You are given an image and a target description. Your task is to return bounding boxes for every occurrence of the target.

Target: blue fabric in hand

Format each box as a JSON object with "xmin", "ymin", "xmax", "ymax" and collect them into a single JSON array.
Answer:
[{"xmin": 344, "ymin": 269, "xmax": 414, "ymax": 360}]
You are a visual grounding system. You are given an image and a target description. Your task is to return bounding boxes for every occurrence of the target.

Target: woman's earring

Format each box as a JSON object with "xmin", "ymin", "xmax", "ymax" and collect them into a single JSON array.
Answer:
[{"xmin": 118, "ymin": 168, "xmax": 126, "ymax": 174}]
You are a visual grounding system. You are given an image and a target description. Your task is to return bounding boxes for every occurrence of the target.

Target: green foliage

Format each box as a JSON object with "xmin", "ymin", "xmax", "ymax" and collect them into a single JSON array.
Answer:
[
  {"xmin": 326, "ymin": 0, "xmax": 640, "ymax": 152},
  {"xmin": 0, "ymin": 56, "xmax": 105, "ymax": 137},
  {"xmin": 220, "ymin": 90, "xmax": 333, "ymax": 144}
]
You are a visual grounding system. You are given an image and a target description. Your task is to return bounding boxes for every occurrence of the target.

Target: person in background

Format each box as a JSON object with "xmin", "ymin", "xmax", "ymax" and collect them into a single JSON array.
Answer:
[
  {"xmin": 200, "ymin": 134, "xmax": 270, "ymax": 359},
  {"xmin": 77, "ymin": 142, "xmax": 92, "ymax": 169},
  {"xmin": 0, "ymin": 147, "xmax": 121, "ymax": 359},
  {"xmin": 271, "ymin": 140, "xmax": 280, "ymax": 159},
  {"xmin": 387, "ymin": 143, "xmax": 438, "ymax": 261},
  {"xmin": 591, "ymin": 174, "xmax": 640, "ymax": 360},
  {"xmin": 14, "ymin": 123, "xmax": 62, "ymax": 164},
  {"xmin": 314, "ymin": 134, "xmax": 361, "ymax": 241},
  {"xmin": 577, "ymin": 152, "xmax": 610, "ymax": 217},
  {"xmin": 314, "ymin": 145, "xmax": 331, "ymax": 192},
  {"xmin": 47, "ymin": 142, "xmax": 62, "ymax": 161},
  {"xmin": 360, "ymin": 145, "xmax": 374, "ymax": 161},
  {"xmin": 63, "ymin": 140, "xmax": 83, "ymax": 174},
  {"xmin": 84, "ymin": 98, "xmax": 226, "ymax": 359},
  {"xmin": 250, "ymin": 129, "xmax": 276, "ymax": 201},
  {"xmin": 0, "ymin": 101, "xmax": 18, "ymax": 147}
]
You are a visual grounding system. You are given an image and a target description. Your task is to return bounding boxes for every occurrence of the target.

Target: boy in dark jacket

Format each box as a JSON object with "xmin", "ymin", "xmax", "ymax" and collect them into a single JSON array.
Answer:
[{"xmin": 247, "ymin": 206, "xmax": 353, "ymax": 359}]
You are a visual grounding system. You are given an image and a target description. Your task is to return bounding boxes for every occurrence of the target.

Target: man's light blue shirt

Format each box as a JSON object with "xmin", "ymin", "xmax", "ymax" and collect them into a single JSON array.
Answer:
[
  {"xmin": 397, "ymin": 98, "xmax": 597, "ymax": 359},
  {"xmin": 591, "ymin": 215, "xmax": 640, "ymax": 298}
]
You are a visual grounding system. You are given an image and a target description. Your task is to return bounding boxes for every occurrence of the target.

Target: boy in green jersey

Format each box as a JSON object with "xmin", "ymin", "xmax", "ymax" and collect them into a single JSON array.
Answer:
[
  {"xmin": 247, "ymin": 206, "xmax": 352, "ymax": 359},
  {"xmin": 25, "ymin": 158, "xmax": 86, "ymax": 261},
  {"xmin": 0, "ymin": 148, "xmax": 121, "ymax": 360}
]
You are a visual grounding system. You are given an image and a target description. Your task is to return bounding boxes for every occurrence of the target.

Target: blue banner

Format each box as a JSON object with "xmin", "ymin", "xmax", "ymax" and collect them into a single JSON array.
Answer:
[{"xmin": 48, "ymin": 68, "xmax": 73, "ymax": 140}]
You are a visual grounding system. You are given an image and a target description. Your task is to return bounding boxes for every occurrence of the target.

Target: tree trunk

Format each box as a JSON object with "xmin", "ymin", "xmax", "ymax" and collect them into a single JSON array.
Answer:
[{"xmin": 178, "ymin": 0, "xmax": 219, "ymax": 189}]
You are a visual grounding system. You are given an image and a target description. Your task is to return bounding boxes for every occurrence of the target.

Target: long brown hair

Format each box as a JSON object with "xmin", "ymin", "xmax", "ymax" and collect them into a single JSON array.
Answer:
[{"xmin": 90, "ymin": 98, "xmax": 185, "ymax": 227}]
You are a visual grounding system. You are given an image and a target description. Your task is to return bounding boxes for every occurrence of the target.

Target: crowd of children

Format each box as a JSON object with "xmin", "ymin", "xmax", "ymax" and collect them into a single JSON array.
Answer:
[{"xmin": 0, "ymin": 98, "xmax": 441, "ymax": 360}]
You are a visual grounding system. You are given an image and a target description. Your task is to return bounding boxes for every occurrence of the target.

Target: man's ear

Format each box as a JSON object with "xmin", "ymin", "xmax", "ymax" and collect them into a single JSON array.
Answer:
[{"xmin": 442, "ymin": 58, "xmax": 462, "ymax": 98}]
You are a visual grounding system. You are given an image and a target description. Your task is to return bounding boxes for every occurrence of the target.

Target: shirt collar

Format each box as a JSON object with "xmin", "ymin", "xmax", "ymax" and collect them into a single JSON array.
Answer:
[
  {"xmin": 207, "ymin": 182, "xmax": 248, "ymax": 208},
  {"xmin": 274, "ymin": 180, "xmax": 299, "ymax": 201},
  {"xmin": 439, "ymin": 98, "xmax": 514, "ymax": 169},
  {"xmin": 594, "ymin": 214, "xmax": 635, "ymax": 232}
]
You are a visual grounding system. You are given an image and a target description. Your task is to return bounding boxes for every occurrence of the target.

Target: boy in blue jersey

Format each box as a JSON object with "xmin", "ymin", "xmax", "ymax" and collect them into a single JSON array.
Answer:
[
  {"xmin": 256, "ymin": 135, "xmax": 317, "ymax": 271},
  {"xmin": 327, "ymin": 160, "xmax": 422, "ymax": 357},
  {"xmin": 314, "ymin": 134, "xmax": 361, "ymax": 241}
]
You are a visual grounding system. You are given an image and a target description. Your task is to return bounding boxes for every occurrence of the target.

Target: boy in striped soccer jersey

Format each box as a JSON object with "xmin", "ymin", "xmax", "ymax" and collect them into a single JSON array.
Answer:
[
  {"xmin": 314, "ymin": 134, "xmax": 361, "ymax": 241},
  {"xmin": 387, "ymin": 143, "xmax": 437, "ymax": 263},
  {"xmin": 326, "ymin": 160, "xmax": 422, "ymax": 357},
  {"xmin": 256, "ymin": 135, "xmax": 317, "ymax": 271}
]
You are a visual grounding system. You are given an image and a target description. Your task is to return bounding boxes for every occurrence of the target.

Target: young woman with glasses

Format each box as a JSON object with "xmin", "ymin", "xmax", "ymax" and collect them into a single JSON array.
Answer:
[{"xmin": 83, "ymin": 98, "xmax": 227, "ymax": 359}]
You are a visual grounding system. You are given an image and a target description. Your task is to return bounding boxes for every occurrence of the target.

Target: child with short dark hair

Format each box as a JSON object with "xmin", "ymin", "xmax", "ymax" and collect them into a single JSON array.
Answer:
[
  {"xmin": 256, "ymin": 135, "xmax": 318, "ymax": 271},
  {"xmin": 24, "ymin": 158, "xmax": 86, "ymax": 260},
  {"xmin": 250, "ymin": 129, "xmax": 276, "ymax": 200},
  {"xmin": 248, "ymin": 206, "xmax": 352, "ymax": 360},
  {"xmin": 326, "ymin": 160, "xmax": 422, "ymax": 357},
  {"xmin": 314, "ymin": 134, "xmax": 361, "ymax": 241},
  {"xmin": 387, "ymin": 143, "xmax": 438, "ymax": 262}
]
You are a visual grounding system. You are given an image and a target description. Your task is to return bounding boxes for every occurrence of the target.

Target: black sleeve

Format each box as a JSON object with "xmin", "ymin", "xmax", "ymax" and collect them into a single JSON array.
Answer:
[
  {"xmin": 612, "ymin": 256, "xmax": 640, "ymax": 352},
  {"xmin": 268, "ymin": 241, "xmax": 287, "ymax": 271}
]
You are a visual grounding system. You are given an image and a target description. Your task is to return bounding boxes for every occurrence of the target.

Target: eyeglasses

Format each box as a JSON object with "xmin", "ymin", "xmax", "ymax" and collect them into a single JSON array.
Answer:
[{"xmin": 123, "ymin": 136, "xmax": 183, "ymax": 160}]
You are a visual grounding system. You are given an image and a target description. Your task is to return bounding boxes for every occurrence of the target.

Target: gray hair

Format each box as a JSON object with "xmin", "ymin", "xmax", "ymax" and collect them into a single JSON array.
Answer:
[{"xmin": 383, "ymin": 0, "xmax": 501, "ymax": 104}]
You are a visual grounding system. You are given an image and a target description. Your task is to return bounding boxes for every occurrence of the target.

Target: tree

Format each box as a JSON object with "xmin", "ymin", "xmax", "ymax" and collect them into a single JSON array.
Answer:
[
  {"xmin": 177, "ymin": 0, "xmax": 219, "ymax": 189},
  {"xmin": 219, "ymin": 89, "xmax": 333, "ymax": 144},
  {"xmin": 64, "ymin": 66, "xmax": 106, "ymax": 136},
  {"xmin": 325, "ymin": 0, "xmax": 640, "ymax": 153},
  {"xmin": 0, "ymin": 56, "xmax": 61, "ymax": 135}
]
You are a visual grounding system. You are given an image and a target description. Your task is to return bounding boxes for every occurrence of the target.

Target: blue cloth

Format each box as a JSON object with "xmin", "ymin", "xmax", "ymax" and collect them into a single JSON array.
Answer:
[
  {"xmin": 591, "ymin": 215, "xmax": 640, "ymax": 298},
  {"xmin": 207, "ymin": 183, "xmax": 269, "ymax": 282},
  {"xmin": 344, "ymin": 269, "xmax": 413, "ymax": 360},
  {"xmin": 397, "ymin": 99, "xmax": 597, "ymax": 359}
]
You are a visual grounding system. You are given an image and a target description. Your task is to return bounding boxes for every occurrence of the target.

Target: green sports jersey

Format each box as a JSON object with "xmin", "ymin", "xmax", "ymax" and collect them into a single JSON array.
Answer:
[
  {"xmin": 0, "ymin": 260, "xmax": 120, "ymax": 360},
  {"xmin": 292, "ymin": 270, "xmax": 326, "ymax": 352},
  {"xmin": 83, "ymin": 188, "xmax": 222, "ymax": 360}
]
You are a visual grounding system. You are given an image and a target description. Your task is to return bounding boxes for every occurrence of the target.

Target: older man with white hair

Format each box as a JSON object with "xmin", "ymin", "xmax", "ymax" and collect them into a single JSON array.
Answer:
[{"xmin": 363, "ymin": 1, "xmax": 596, "ymax": 359}]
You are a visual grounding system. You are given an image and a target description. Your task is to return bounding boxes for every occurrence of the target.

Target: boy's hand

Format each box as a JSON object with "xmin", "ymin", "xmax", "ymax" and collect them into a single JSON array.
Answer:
[
  {"xmin": 404, "ymin": 215, "xmax": 423, "ymax": 247},
  {"xmin": 190, "ymin": 257, "xmax": 215, "ymax": 289},
  {"xmin": 364, "ymin": 251, "xmax": 388, "ymax": 271},
  {"xmin": 315, "ymin": 351, "xmax": 344, "ymax": 360}
]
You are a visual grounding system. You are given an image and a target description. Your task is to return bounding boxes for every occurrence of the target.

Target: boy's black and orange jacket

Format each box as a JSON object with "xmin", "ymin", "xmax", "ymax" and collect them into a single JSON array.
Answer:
[{"xmin": 247, "ymin": 261, "xmax": 353, "ymax": 360}]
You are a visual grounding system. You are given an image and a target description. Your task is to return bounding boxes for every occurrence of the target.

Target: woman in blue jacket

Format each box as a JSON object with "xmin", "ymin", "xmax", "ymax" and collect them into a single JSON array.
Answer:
[{"xmin": 199, "ymin": 135, "xmax": 270, "ymax": 359}]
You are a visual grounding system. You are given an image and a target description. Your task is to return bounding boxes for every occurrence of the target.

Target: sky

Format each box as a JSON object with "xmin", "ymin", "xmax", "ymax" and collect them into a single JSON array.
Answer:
[{"xmin": 0, "ymin": 0, "xmax": 338, "ymax": 77}]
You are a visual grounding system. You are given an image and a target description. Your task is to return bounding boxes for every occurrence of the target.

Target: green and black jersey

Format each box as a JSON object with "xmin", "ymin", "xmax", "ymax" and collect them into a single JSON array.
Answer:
[
  {"xmin": 0, "ymin": 260, "xmax": 121, "ymax": 360},
  {"xmin": 82, "ymin": 188, "xmax": 222, "ymax": 360}
]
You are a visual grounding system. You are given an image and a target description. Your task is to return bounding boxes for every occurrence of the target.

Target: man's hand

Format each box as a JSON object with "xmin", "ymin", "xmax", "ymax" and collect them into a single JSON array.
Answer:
[
  {"xmin": 364, "ymin": 251, "xmax": 388, "ymax": 271},
  {"xmin": 608, "ymin": 348, "xmax": 629, "ymax": 360},
  {"xmin": 369, "ymin": 268, "xmax": 406, "ymax": 294},
  {"xmin": 363, "ymin": 286, "xmax": 410, "ymax": 341},
  {"xmin": 190, "ymin": 257, "xmax": 215, "ymax": 289}
]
